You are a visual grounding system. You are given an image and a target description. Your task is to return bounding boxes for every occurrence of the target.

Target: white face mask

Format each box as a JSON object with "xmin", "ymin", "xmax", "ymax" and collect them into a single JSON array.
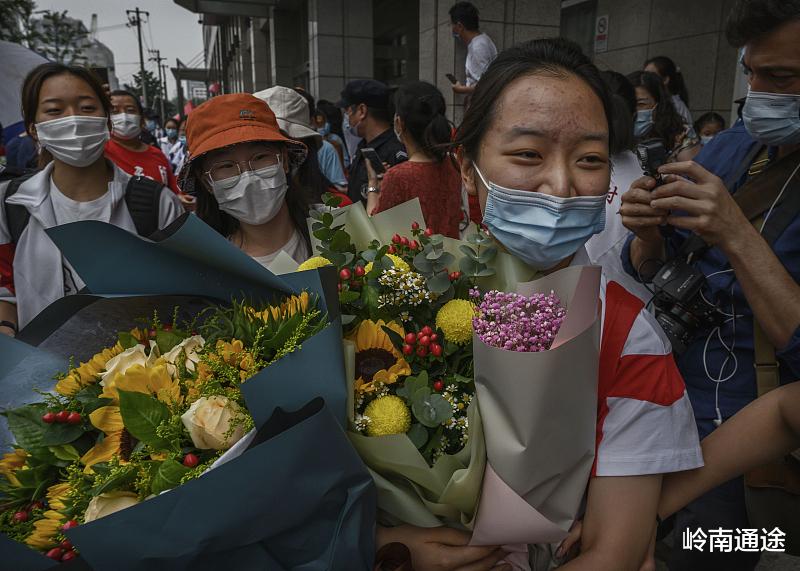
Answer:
[
  {"xmin": 212, "ymin": 162, "xmax": 288, "ymax": 226},
  {"xmin": 111, "ymin": 113, "xmax": 142, "ymax": 140},
  {"xmin": 35, "ymin": 115, "xmax": 110, "ymax": 167}
]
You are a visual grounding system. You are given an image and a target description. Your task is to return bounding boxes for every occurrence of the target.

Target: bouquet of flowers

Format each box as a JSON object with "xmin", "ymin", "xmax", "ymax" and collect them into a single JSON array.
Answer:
[
  {"xmin": 303, "ymin": 197, "xmax": 601, "ymax": 569},
  {"xmin": 0, "ymin": 215, "xmax": 376, "ymax": 570}
]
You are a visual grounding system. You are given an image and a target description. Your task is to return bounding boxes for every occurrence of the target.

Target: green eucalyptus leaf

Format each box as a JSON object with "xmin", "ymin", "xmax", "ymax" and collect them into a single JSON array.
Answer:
[
  {"xmin": 309, "ymin": 209, "xmax": 323, "ymax": 221},
  {"xmin": 459, "ymin": 257, "xmax": 481, "ymax": 276},
  {"xmin": 330, "ymin": 229, "xmax": 351, "ymax": 251},
  {"xmin": 438, "ymin": 252, "xmax": 455, "ymax": 267},
  {"xmin": 322, "ymin": 212, "xmax": 334, "ymax": 226},
  {"xmin": 459, "ymin": 244, "xmax": 477, "ymax": 258},
  {"xmin": 408, "ymin": 423, "xmax": 429, "ymax": 449},
  {"xmin": 476, "ymin": 267, "xmax": 496, "ymax": 277},
  {"xmin": 477, "ymin": 246, "xmax": 498, "ymax": 264},
  {"xmin": 427, "ymin": 272, "xmax": 452, "ymax": 295},
  {"xmin": 361, "ymin": 250, "xmax": 377, "ymax": 262}
]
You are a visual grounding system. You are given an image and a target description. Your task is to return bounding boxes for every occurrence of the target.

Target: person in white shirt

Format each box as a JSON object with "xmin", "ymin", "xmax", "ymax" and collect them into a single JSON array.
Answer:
[
  {"xmin": 0, "ymin": 63, "xmax": 183, "ymax": 334},
  {"xmin": 159, "ymin": 117, "xmax": 186, "ymax": 175},
  {"xmin": 449, "ymin": 2, "xmax": 497, "ymax": 97}
]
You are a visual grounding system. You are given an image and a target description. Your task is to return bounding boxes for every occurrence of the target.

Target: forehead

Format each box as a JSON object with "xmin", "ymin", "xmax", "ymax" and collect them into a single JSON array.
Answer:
[
  {"xmin": 489, "ymin": 73, "xmax": 608, "ymax": 140},
  {"xmin": 744, "ymin": 19, "xmax": 800, "ymax": 69},
  {"xmin": 111, "ymin": 94, "xmax": 139, "ymax": 108},
  {"xmin": 39, "ymin": 73, "xmax": 98, "ymax": 101}
]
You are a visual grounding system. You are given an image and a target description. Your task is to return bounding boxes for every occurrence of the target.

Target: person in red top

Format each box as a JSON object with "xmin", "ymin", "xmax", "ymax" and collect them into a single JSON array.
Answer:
[
  {"xmin": 104, "ymin": 90, "xmax": 179, "ymax": 194},
  {"xmin": 366, "ymin": 81, "xmax": 462, "ymax": 238}
]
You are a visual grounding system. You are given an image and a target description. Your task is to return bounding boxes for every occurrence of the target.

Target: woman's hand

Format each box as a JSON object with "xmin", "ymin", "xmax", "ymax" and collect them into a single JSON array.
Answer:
[{"xmin": 377, "ymin": 525, "xmax": 510, "ymax": 571}]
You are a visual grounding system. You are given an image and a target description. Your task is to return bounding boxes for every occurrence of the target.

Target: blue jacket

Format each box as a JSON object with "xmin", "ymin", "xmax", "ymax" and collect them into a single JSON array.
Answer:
[{"xmin": 622, "ymin": 121, "xmax": 800, "ymax": 420}]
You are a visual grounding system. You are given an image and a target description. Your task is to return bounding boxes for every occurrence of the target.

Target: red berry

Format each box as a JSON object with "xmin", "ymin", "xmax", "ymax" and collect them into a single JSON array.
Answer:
[
  {"xmin": 387, "ymin": 245, "xmax": 397, "ymax": 254},
  {"xmin": 45, "ymin": 548, "xmax": 63, "ymax": 561},
  {"xmin": 339, "ymin": 268, "xmax": 351, "ymax": 281},
  {"xmin": 430, "ymin": 333, "xmax": 438, "ymax": 342},
  {"xmin": 404, "ymin": 332, "xmax": 417, "ymax": 344},
  {"xmin": 183, "ymin": 453, "xmax": 199, "ymax": 468},
  {"xmin": 411, "ymin": 221, "xmax": 420, "ymax": 231},
  {"xmin": 409, "ymin": 240, "xmax": 419, "ymax": 250},
  {"xmin": 431, "ymin": 344, "xmax": 443, "ymax": 357},
  {"xmin": 433, "ymin": 380, "xmax": 444, "ymax": 392},
  {"xmin": 400, "ymin": 236, "xmax": 409, "ymax": 247},
  {"xmin": 420, "ymin": 326, "xmax": 433, "ymax": 336},
  {"xmin": 42, "ymin": 412, "xmax": 56, "ymax": 424},
  {"xmin": 55, "ymin": 411, "xmax": 70, "ymax": 423},
  {"xmin": 354, "ymin": 265, "xmax": 365, "ymax": 277},
  {"xmin": 402, "ymin": 344, "xmax": 414, "ymax": 356},
  {"xmin": 61, "ymin": 520, "xmax": 79, "ymax": 531},
  {"xmin": 418, "ymin": 335, "xmax": 431, "ymax": 347},
  {"xmin": 337, "ymin": 283, "xmax": 343, "ymax": 292},
  {"xmin": 452, "ymin": 271, "xmax": 462, "ymax": 280},
  {"xmin": 60, "ymin": 540, "xmax": 73, "ymax": 551},
  {"xmin": 416, "ymin": 346, "xmax": 428, "ymax": 358},
  {"xmin": 62, "ymin": 551, "xmax": 77, "ymax": 561},
  {"xmin": 392, "ymin": 234, "xmax": 402, "ymax": 244},
  {"xmin": 66, "ymin": 412, "xmax": 82, "ymax": 425},
  {"xmin": 449, "ymin": 272, "xmax": 457, "ymax": 281},
  {"xmin": 12, "ymin": 511, "xmax": 28, "ymax": 523},
  {"xmin": 424, "ymin": 228, "xmax": 434, "ymax": 237}
]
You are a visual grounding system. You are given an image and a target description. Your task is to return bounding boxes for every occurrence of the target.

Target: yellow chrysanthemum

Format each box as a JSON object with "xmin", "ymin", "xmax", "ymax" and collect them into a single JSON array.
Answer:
[
  {"xmin": 296, "ymin": 256, "xmax": 332, "ymax": 271},
  {"xmin": 347, "ymin": 319, "xmax": 411, "ymax": 394},
  {"xmin": 46, "ymin": 482, "xmax": 71, "ymax": 511},
  {"xmin": 0, "ymin": 449, "xmax": 27, "ymax": 487},
  {"xmin": 436, "ymin": 299, "xmax": 476, "ymax": 345},
  {"xmin": 364, "ymin": 395, "xmax": 411, "ymax": 436},
  {"xmin": 55, "ymin": 342, "xmax": 124, "ymax": 397},
  {"xmin": 25, "ymin": 510, "xmax": 65, "ymax": 549},
  {"xmin": 365, "ymin": 254, "xmax": 410, "ymax": 274}
]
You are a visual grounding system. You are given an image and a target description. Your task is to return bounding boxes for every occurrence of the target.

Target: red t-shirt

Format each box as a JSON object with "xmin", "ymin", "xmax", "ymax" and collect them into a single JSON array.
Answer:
[
  {"xmin": 374, "ymin": 160, "xmax": 462, "ymax": 238},
  {"xmin": 104, "ymin": 139, "xmax": 179, "ymax": 193}
]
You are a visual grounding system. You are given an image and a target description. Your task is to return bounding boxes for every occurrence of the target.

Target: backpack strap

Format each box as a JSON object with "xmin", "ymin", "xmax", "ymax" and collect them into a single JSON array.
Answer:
[
  {"xmin": 3, "ymin": 173, "xmax": 37, "ymax": 244},
  {"xmin": 124, "ymin": 176, "xmax": 164, "ymax": 238}
]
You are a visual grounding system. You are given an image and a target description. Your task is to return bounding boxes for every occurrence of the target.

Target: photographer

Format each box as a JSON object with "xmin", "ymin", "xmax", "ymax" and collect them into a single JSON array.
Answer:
[{"xmin": 621, "ymin": 1, "xmax": 800, "ymax": 569}]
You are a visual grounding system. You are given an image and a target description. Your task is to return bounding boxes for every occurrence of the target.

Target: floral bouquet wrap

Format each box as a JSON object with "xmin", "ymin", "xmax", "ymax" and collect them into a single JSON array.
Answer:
[
  {"xmin": 296, "ymin": 198, "xmax": 601, "ymax": 569},
  {"xmin": 0, "ymin": 215, "xmax": 376, "ymax": 570}
]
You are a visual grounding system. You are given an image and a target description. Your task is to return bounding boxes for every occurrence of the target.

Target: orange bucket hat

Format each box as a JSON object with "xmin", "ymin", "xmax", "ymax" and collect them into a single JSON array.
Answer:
[{"xmin": 179, "ymin": 93, "xmax": 307, "ymax": 185}]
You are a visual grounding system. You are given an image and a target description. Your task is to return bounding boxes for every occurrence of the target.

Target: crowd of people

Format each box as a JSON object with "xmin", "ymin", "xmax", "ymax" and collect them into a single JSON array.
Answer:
[{"xmin": 0, "ymin": 0, "xmax": 798, "ymax": 569}]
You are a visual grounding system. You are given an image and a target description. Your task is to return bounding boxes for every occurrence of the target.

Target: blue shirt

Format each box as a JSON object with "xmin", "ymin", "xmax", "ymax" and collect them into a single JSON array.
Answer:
[
  {"xmin": 622, "ymin": 120, "xmax": 800, "ymax": 420},
  {"xmin": 318, "ymin": 140, "xmax": 347, "ymax": 187}
]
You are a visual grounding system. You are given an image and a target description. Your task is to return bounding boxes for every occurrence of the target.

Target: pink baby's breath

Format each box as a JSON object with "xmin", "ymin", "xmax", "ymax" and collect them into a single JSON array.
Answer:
[{"xmin": 472, "ymin": 289, "xmax": 567, "ymax": 352}]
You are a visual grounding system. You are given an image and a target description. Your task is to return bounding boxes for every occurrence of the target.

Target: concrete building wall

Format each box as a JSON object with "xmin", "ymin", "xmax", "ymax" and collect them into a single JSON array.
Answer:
[
  {"xmin": 592, "ymin": 0, "xmax": 740, "ymax": 125},
  {"xmin": 419, "ymin": 0, "xmax": 561, "ymax": 122}
]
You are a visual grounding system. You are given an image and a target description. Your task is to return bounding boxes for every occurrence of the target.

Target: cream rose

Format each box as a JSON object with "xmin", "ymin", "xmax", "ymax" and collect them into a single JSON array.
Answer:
[
  {"xmin": 163, "ymin": 335, "xmax": 205, "ymax": 377},
  {"xmin": 181, "ymin": 396, "xmax": 246, "ymax": 450},
  {"xmin": 101, "ymin": 341, "xmax": 160, "ymax": 382},
  {"xmin": 83, "ymin": 491, "xmax": 139, "ymax": 522}
]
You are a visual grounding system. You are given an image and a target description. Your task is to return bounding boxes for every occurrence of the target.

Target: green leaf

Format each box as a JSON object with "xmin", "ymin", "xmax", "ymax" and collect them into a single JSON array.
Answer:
[
  {"xmin": 477, "ymin": 246, "xmax": 498, "ymax": 264},
  {"xmin": 437, "ymin": 252, "xmax": 455, "ymax": 267},
  {"xmin": 427, "ymin": 272, "xmax": 452, "ymax": 295},
  {"xmin": 425, "ymin": 249, "xmax": 443, "ymax": 261},
  {"xmin": 117, "ymin": 390, "xmax": 171, "ymax": 449},
  {"xmin": 92, "ymin": 463, "xmax": 137, "ymax": 496},
  {"xmin": 467, "ymin": 232, "xmax": 490, "ymax": 245},
  {"xmin": 311, "ymin": 221, "xmax": 324, "ymax": 231},
  {"xmin": 151, "ymin": 459, "xmax": 191, "ymax": 495},
  {"xmin": 413, "ymin": 252, "xmax": 434, "ymax": 274},
  {"xmin": 330, "ymin": 229, "xmax": 351, "ymax": 251},
  {"xmin": 5, "ymin": 404, "xmax": 48, "ymax": 449},
  {"xmin": 453, "ymin": 374, "xmax": 473, "ymax": 384},
  {"xmin": 361, "ymin": 249, "xmax": 377, "ymax": 263},
  {"xmin": 309, "ymin": 209, "xmax": 323, "ymax": 221},
  {"xmin": 322, "ymin": 212, "xmax": 334, "ymax": 226},
  {"xmin": 49, "ymin": 444, "xmax": 80, "ymax": 462},
  {"xmin": 476, "ymin": 267, "xmax": 496, "ymax": 277},
  {"xmin": 156, "ymin": 330, "xmax": 183, "ymax": 354},
  {"xmin": 339, "ymin": 290, "xmax": 360, "ymax": 304},
  {"xmin": 396, "ymin": 373, "xmax": 429, "ymax": 400},
  {"xmin": 118, "ymin": 331, "xmax": 139, "ymax": 350},
  {"xmin": 408, "ymin": 423, "xmax": 429, "ymax": 449},
  {"xmin": 412, "ymin": 393, "xmax": 452, "ymax": 428},
  {"xmin": 459, "ymin": 244, "xmax": 477, "ymax": 258},
  {"xmin": 459, "ymin": 256, "xmax": 481, "ymax": 276},
  {"xmin": 381, "ymin": 325, "xmax": 404, "ymax": 349},
  {"xmin": 361, "ymin": 285, "xmax": 380, "ymax": 313},
  {"xmin": 74, "ymin": 385, "xmax": 112, "ymax": 415}
]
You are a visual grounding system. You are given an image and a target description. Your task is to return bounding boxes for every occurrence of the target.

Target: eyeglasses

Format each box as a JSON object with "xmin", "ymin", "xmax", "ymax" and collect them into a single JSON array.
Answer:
[{"xmin": 204, "ymin": 152, "xmax": 280, "ymax": 188}]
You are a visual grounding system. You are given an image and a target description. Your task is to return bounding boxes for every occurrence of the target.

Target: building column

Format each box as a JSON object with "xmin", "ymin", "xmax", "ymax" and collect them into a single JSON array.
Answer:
[{"xmin": 251, "ymin": 17, "xmax": 271, "ymax": 91}]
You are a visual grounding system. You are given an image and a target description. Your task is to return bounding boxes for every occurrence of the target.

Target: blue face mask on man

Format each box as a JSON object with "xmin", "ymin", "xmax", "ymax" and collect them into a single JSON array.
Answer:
[
  {"xmin": 634, "ymin": 108, "xmax": 654, "ymax": 138},
  {"xmin": 742, "ymin": 90, "xmax": 800, "ymax": 146},
  {"xmin": 474, "ymin": 165, "xmax": 607, "ymax": 270},
  {"xmin": 343, "ymin": 110, "xmax": 361, "ymax": 140},
  {"xmin": 317, "ymin": 122, "xmax": 331, "ymax": 137}
]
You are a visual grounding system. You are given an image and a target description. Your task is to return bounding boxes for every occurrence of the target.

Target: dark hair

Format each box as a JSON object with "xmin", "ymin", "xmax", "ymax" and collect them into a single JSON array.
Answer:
[
  {"xmin": 366, "ymin": 104, "xmax": 393, "ymax": 126},
  {"xmin": 726, "ymin": 0, "xmax": 800, "ymax": 46},
  {"xmin": 449, "ymin": 2, "xmax": 479, "ymax": 31},
  {"xmin": 394, "ymin": 81, "xmax": 451, "ymax": 162},
  {"xmin": 317, "ymin": 100, "xmax": 345, "ymax": 140},
  {"xmin": 454, "ymin": 38, "xmax": 616, "ymax": 161},
  {"xmin": 191, "ymin": 151, "xmax": 311, "ymax": 251},
  {"xmin": 644, "ymin": 56, "xmax": 689, "ymax": 107},
  {"xmin": 601, "ymin": 70, "xmax": 636, "ymax": 154},
  {"xmin": 628, "ymin": 70, "xmax": 685, "ymax": 152},
  {"xmin": 164, "ymin": 117, "xmax": 179, "ymax": 130},
  {"xmin": 109, "ymin": 89, "xmax": 144, "ymax": 116},
  {"xmin": 694, "ymin": 111, "xmax": 726, "ymax": 134},
  {"xmin": 21, "ymin": 63, "xmax": 111, "ymax": 168},
  {"xmin": 295, "ymin": 137, "xmax": 336, "ymax": 203},
  {"xmin": 293, "ymin": 87, "xmax": 316, "ymax": 121}
]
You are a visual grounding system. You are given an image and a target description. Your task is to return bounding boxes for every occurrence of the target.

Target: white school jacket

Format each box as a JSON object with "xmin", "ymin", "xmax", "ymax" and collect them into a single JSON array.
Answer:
[{"xmin": 0, "ymin": 161, "xmax": 183, "ymax": 328}]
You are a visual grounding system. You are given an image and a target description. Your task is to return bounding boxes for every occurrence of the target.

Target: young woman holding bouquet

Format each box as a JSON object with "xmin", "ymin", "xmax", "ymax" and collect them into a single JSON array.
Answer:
[
  {"xmin": 0, "ymin": 63, "xmax": 183, "ymax": 334},
  {"xmin": 376, "ymin": 38, "xmax": 703, "ymax": 571},
  {"xmin": 181, "ymin": 93, "xmax": 312, "ymax": 268}
]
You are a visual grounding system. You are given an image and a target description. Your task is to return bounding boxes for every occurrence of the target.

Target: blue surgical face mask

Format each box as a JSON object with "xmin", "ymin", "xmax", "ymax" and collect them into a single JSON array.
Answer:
[
  {"xmin": 742, "ymin": 90, "xmax": 800, "ymax": 146},
  {"xmin": 179, "ymin": 135, "xmax": 187, "ymax": 144},
  {"xmin": 317, "ymin": 122, "xmax": 331, "ymax": 137},
  {"xmin": 474, "ymin": 165, "xmax": 607, "ymax": 270},
  {"xmin": 634, "ymin": 108, "xmax": 654, "ymax": 138},
  {"xmin": 166, "ymin": 128, "xmax": 178, "ymax": 139},
  {"xmin": 343, "ymin": 110, "xmax": 361, "ymax": 140},
  {"xmin": 700, "ymin": 134, "xmax": 715, "ymax": 145},
  {"xmin": 146, "ymin": 119, "xmax": 157, "ymax": 132}
]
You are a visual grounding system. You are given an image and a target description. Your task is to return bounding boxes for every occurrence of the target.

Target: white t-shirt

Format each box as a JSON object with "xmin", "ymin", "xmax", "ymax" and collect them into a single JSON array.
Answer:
[
  {"xmin": 465, "ymin": 33, "xmax": 497, "ymax": 86},
  {"xmin": 251, "ymin": 228, "xmax": 310, "ymax": 269}
]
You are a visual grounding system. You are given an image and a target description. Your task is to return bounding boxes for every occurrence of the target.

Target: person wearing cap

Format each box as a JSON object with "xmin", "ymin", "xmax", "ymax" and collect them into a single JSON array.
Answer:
[
  {"xmin": 338, "ymin": 79, "xmax": 407, "ymax": 204},
  {"xmin": 180, "ymin": 93, "xmax": 312, "ymax": 268},
  {"xmin": 254, "ymin": 86, "xmax": 348, "ymax": 202}
]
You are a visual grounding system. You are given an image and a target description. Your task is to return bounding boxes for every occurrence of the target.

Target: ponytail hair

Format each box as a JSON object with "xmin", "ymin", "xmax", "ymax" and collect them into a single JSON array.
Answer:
[
  {"xmin": 394, "ymin": 81, "xmax": 452, "ymax": 162},
  {"xmin": 644, "ymin": 55, "xmax": 689, "ymax": 107}
]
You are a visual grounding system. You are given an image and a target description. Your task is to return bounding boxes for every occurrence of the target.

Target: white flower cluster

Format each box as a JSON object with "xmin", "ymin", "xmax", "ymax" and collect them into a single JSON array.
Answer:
[
  {"xmin": 354, "ymin": 414, "xmax": 372, "ymax": 432},
  {"xmin": 377, "ymin": 268, "xmax": 436, "ymax": 308}
]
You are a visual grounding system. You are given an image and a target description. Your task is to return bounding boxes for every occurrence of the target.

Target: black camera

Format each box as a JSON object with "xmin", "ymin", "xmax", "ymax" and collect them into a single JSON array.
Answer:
[
  {"xmin": 649, "ymin": 258, "xmax": 725, "ymax": 354},
  {"xmin": 635, "ymin": 138, "xmax": 668, "ymax": 184}
]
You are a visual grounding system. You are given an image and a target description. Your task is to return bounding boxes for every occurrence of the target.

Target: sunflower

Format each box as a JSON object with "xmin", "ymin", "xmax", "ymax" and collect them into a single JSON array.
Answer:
[
  {"xmin": 80, "ymin": 406, "xmax": 131, "ymax": 470},
  {"xmin": 45, "ymin": 482, "xmax": 71, "ymax": 511},
  {"xmin": 25, "ymin": 510, "xmax": 65, "ymax": 550},
  {"xmin": 347, "ymin": 320, "xmax": 410, "ymax": 394},
  {"xmin": 55, "ymin": 342, "xmax": 124, "ymax": 397},
  {"xmin": 0, "ymin": 449, "xmax": 27, "ymax": 487}
]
